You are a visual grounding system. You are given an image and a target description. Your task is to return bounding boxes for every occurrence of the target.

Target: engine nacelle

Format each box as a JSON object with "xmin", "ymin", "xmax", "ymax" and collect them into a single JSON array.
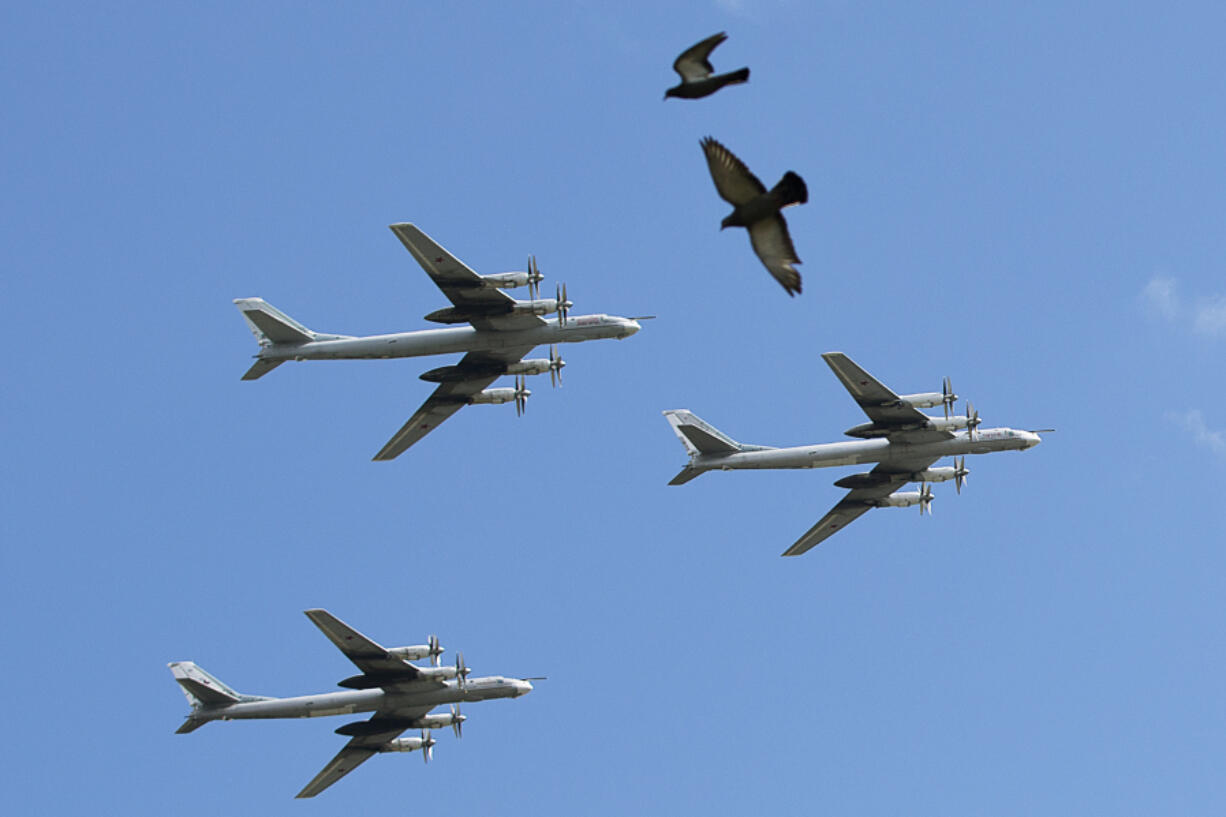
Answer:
[
  {"xmin": 480, "ymin": 271, "xmax": 531, "ymax": 289},
  {"xmin": 469, "ymin": 388, "xmax": 520, "ymax": 406},
  {"xmin": 380, "ymin": 737, "xmax": 428, "ymax": 753},
  {"xmin": 871, "ymin": 490, "xmax": 925, "ymax": 508},
  {"xmin": 388, "ymin": 644, "xmax": 435, "ymax": 660},
  {"xmin": 912, "ymin": 466, "xmax": 956, "ymax": 483},
  {"xmin": 505, "ymin": 358, "xmax": 551, "ymax": 376},
  {"xmin": 414, "ymin": 711, "xmax": 462, "ymax": 729},
  {"xmin": 895, "ymin": 392, "xmax": 945, "ymax": 409},
  {"xmin": 509, "ymin": 298, "xmax": 561, "ymax": 317},
  {"xmin": 844, "ymin": 415, "xmax": 969, "ymax": 438},
  {"xmin": 413, "ymin": 665, "xmax": 458, "ymax": 682},
  {"xmin": 843, "ymin": 422, "xmax": 895, "ymax": 439}
]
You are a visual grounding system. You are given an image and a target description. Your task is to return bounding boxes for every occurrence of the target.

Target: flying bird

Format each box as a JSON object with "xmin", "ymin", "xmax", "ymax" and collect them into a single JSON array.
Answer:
[
  {"xmin": 665, "ymin": 32, "xmax": 750, "ymax": 100},
  {"xmin": 699, "ymin": 136, "xmax": 808, "ymax": 296}
]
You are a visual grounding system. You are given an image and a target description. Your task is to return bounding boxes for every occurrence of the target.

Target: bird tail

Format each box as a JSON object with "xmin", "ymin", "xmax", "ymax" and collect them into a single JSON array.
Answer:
[
  {"xmin": 727, "ymin": 66, "xmax": 750, "ymax": 85},
  {"xmin": 771, "ymin": 171, "xmax": 808, "ymax": 207}
]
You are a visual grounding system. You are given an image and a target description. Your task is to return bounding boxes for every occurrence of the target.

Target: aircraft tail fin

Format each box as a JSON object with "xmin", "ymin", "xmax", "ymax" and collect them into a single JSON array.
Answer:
[
  {"xmin": 233, "ymin": 298, "xmax": 317, "ymax": 346},
  {"xmin": 663, "ymin": 409, "xmax": 746, "ymax": 457},
  {"xmin": 168, "ymin": 661, "xmax": 244, "ymax": 710}
]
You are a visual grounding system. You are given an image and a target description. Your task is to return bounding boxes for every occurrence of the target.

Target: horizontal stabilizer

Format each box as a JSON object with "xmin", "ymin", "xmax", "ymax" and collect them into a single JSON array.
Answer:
[
  {"xmin": 241, "ymin": 359, "xmax": 283, "ymax": 380},
  {"xmin": 175, "ymin": 716, "xmax": 209, "ymax": 734},
  {"xmin": 667, "ymin": 465, "xmax": 707, "ymax": 486}
]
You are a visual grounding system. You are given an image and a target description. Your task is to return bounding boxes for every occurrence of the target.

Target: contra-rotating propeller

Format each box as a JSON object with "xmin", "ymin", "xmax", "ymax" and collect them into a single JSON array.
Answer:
[
  {"xmin": 450, "ymin": 704, "xmax": 465, "ymax": 739},
  {"xmin": 427, "ymin": 634, "xmax": 443, "ymax": 667},
  {"xmin": 514, "ymin": 375, "xmax": 531, "ymax": 417},
  {"xmin": 942, "ymin": 376, "xmax": 957, "ymax": 419},
  {"xmin": 919, "ymin": 482, "xmax": 934, "ymax": 516},
  {"xmin": 527, "ymin": 255, "xmax": 544, "ymax": 299},
  {"xmin": 555, "ymin": 282, "xmax": 572, "ymax": 326},
  {"xmin": 965, "ymin": 401, "xmax": 981, "ymax": 440},
  {"xmin": 548, "ymin": 345, "xmax": 565, "ymax": 388},
  {"xmin": 455, "ymin": 651, "xmax": 470, "ymax": 691},
  {"xmin": 419, "ymin": 729, "xmax": 436, "ymax": 764},
  {"xmin": 953, "ymin": 456, "xmax": 969, "ymax": 494}
]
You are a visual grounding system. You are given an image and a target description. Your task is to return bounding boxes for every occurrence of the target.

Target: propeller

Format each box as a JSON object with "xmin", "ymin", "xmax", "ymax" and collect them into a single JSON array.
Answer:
[
  {"xmin": 555, "ymin": 282, "xmax": 571, "ymax": 326},
  {"xmin": 450, "ymin": 704, "xmax": 465, "ymax": 739},
  {"xmin": 420, "ymin": 729, "xmax": 435, "ymax": 764},
  {"xmin": 455, "ymin": 651, "xmax": 470, "ymax": 691},
  {"xmin": 965, "ymin": 401, "xmax": 981, "ymax": 440},
  {"xmin": 527, "ymin": 255, "xmax": 543, "ymax": 299},
  {"xmin": 513, "ymin": 375, "xmax": 531, "ymax": 417},
  {"xmin": 427, "ymin": 634, "xmax": 443, "ymax": 667},
  {"xmin": 953, "ymin": 456, "xmax": 969, "ymax": 494},
  {"xmin": 942, "ymin": 376, "xmax": 957, "ymax": 420},
  {"xmin": 548, "ymin": 345, "xmax": 565, "ymax": 388},
  {"xmin": 919, "ymin": 482, "xmax": 934, "ymax": 516}
]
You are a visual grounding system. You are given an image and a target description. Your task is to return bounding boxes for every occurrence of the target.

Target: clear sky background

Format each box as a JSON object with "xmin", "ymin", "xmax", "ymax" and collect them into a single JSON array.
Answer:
[{"xmin": 4, "ymin": 1, "xmax": 1226, "ymax": 813}]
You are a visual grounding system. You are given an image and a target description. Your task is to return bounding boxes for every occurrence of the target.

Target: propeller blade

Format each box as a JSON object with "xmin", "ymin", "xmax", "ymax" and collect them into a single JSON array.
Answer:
[
  {"xmin": 954, "ymin": 456, "xmax": 968, "ymax": 494},
  {"xmin": 942, "ymin": 376, "xmax": 956, "ymax": 420},
  {"xmin": 420, "ymin": 729, "xmax": 434, "ymax": 764},
  {"xmin": 450, "ymin": 704, "xmax": 464, "ymax": 739},
  {"xmin": 528, "ymin": 255, "xmax": 541, "ymax": 299},
  {"xmin": 549, "ymin": 345, "xmax": 565, "ymax": 388},
  {"xmin": 428, "ymin": 634, "xmax": 441, "ymax": 667},
  {"xmin": 456, "ymin": 651, "xmax": 469, "ymax": 690}
]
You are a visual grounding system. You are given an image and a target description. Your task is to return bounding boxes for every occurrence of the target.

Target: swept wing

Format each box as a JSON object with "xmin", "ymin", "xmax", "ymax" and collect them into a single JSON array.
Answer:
[
  {"xmin": 389, "ymin": 222, "xmax": 545, "ymax": 331},
  {"xmin": 822, "ymin": 352, "xmax": 954, "ymax": 443},
  {"xmin": 295, "ymin": 711, "xmax": 432, "ymax": 798},
  {"xmin": 372, "ymin": 345, "xmax": 535, "ymax": 460},
  {"xmin": 782, "ymin": 456, "xmax": 940, "ymax": 555}
]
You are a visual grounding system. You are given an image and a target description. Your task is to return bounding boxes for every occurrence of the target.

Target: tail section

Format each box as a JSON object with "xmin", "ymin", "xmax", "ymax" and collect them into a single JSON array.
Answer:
[
  {"xmin": 169, "ymin": 661, "xmax": 244, "ymax": 708},
  {"xmin": 770, "ymin": 170, "xmax": 808, "ymax": 208},
  {"xmin": 233, "ymin": 298, "xmax": 317, "ymax": 346},
  {"xmin": 664, "ymin": 409, "xmax": 745, "ymax": 456},
  {"xmin": 663, "ymin": 410, "xmax": 772, "ymax": 485}
]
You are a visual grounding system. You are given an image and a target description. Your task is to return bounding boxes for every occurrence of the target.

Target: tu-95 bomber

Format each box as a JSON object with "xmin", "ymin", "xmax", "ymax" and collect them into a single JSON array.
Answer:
[
  {"xmin": 235, "ymin": 223, "xmax": 645, "ymax": 459},
  {"xmin": 664, "ymin": 352, "xmax": 1050, "ymax": 555},
  {"xmin": 169, "ymin": 609, "xmax": 537, "ymax": 798}
]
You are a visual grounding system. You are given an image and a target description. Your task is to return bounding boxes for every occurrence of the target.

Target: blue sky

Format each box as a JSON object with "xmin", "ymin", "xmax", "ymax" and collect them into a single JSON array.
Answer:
[{"xmin": 4, "ymin": 1, "xmax": 1226, "ymax": 813}]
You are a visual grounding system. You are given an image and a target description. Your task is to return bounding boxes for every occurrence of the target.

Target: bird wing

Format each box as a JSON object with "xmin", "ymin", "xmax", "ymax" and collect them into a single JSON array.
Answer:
[
  {"xmin": 747, "ymin": 214, "xmax": 802, "ymax": 295},
  {"xmin": 700, "ymin": 137, "xmax": 766, "ymax": 206},
  {"xmin": 673, "ymin": 32, "xmax": 727, "ymax": 81}
]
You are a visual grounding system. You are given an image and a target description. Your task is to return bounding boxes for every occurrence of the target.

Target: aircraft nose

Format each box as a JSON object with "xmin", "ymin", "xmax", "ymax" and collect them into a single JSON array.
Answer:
[
  {"xmin": 1026, "ymin": 432, "xmax": 1042, "ymax": 448},
  {"xmin": 517, "ymin": 680, "xmax": 533, "ymax": 697},
  {"xmin": 622, "ymin": 320, "xmax": 641, "ymax": 337}
]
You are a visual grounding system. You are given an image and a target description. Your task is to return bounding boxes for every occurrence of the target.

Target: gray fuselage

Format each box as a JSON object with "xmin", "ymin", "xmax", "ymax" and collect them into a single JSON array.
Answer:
[
  {"xmin": 200, "ymin": 676, "xmax": 530, "ymax": 723},
  {"xmin": 258, "ymin": 314, "xmax": 639, "ymax": 362},
  {"xmin": 701, "ymin": 427, "xmax": 1040, "ymax": 472}
]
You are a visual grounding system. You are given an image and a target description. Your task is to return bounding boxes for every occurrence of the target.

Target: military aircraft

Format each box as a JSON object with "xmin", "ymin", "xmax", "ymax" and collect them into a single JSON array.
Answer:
[
  {"xmin": 664, "ymin": 352, "xmax": 1048, "ymax": 555},
  {"xmin": 234, "ymin": 223, "xmax": 643, "ymax": 459},
  {"xmin": 169, "ymin": 609, "xmax": 535, "ymax": 798}
]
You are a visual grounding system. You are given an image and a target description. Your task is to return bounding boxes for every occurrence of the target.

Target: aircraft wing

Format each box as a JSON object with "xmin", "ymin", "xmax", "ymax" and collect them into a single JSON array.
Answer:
[
  {"xmin": 304, "ymin": 609, "xmax": 424, "ymax": 679},
  {"xmin": 782, "ymin": 456, "xmax": 940, "ymax": 556},
  {"xmin": 389, "ymin": 222, "xmax": 545, "ymax": 331},
  {"xmin": 821, "ymin": 352, "xmax": 953, "ymax": 443},
  {"xmin": 295, "ymin": 710, "xmax": 431, "ymax": 798},
  {"xmin": 373, "ymin": 346, "xmax": 536, "ymax": 461}
]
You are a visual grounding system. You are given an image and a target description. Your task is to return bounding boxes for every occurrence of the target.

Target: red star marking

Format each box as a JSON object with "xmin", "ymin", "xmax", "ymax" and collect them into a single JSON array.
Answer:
[
  {"xmin": 434, "ymin": 256, "xmax": 443, "ymax": 263},
  {"xmin": 858, "ymin": 380, "xmax": 868, "ymax": 385}
]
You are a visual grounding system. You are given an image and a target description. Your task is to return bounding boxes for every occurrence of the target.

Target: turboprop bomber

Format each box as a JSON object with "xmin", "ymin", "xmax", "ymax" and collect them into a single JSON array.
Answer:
[
  {"xmin": 169, "ymin": 609, "xmax": 536, "ymax": 798},
  {"xmin": 234, "ymin": 223, "xmax": 643, "ymax": 459},
  {"xmin": 664, "ymin": 352, "xmax": 1048, "ymax": 555}
]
